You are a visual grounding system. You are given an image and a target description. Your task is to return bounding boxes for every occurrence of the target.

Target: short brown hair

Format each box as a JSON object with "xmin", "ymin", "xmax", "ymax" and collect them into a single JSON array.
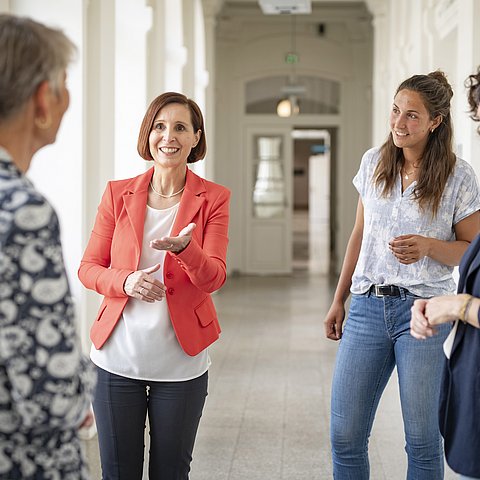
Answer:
[{"xmin": 137, "ymin": 92, "xmax": 206, "ymax": 163}]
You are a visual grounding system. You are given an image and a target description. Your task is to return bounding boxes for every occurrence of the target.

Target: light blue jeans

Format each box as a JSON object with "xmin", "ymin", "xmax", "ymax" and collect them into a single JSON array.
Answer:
[{"xmin": 330, "ymin": 291, "xmax": 450, "ymax": 480}]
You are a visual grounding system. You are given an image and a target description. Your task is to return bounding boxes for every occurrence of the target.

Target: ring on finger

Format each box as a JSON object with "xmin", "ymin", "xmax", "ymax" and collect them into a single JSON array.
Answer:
[{"xmin": 140, "ymin": 287, "xmax": 146, "ymax": 296}]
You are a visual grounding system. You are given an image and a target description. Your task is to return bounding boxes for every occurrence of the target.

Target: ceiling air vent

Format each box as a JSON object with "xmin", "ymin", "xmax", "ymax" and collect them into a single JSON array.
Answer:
[{"xmin": 258, "ymin": 0, "xmax": 312, "ymax": 15}]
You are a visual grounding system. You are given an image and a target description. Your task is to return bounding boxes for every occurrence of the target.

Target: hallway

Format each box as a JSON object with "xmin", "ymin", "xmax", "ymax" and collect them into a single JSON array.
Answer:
[
  {"xmin": 191, "ymin": 274, "xmax": 456, "ymax": 479},
  {"xmin": 86, "ymin": 273, "xmax": 456, "ymax": 479},
  {"xmin": 77, "ymin": 131, "xmax": 471, "ymax": 478},
  {"xmin": 88, "ymin": 271, "xmax": 456, "ymax": 480},
  {"xmin": 191, "ymin": 272, "xmax": 456, "ymax": 480}
]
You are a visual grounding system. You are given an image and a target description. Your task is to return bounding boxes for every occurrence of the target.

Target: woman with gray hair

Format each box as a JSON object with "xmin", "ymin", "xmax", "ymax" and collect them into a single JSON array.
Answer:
[{"xmin": 0, "ymin": 14, "xmax": 95, "ymax": 479}]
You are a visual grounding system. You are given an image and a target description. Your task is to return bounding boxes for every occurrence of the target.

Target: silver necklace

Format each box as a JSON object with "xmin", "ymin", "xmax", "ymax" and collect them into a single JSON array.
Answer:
[{"xmin": 149, "ymin": 181, "xmax": 185, "ymax": 198}]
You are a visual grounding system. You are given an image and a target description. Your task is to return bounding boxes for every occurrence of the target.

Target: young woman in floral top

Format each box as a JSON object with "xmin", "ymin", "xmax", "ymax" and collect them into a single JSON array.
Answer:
[{"xmin": 325, "ymin": 71, "xmax": 480, "ymax": 479}]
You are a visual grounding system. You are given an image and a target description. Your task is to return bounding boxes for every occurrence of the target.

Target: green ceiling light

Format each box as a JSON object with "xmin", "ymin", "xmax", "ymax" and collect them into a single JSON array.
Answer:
[{"xmin": 285, "ymin": 52, "xmax": 299, "ymax": 64}]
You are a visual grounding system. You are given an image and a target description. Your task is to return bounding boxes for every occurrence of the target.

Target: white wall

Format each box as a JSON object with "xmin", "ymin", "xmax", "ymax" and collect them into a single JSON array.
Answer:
[{"xmin": 367, "ymin": 0, "xmax": 480, "ymax": 175}]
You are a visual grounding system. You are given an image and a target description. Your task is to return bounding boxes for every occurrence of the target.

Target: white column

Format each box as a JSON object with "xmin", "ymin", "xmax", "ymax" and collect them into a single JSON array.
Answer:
[
  {"xmin": 164, "ymin": 0, "xmax": 186, "ymax": 91},
  {"xmin": 114, "ymin": 0, "xmax": 151, "ymax": 180},
  {"xmin": 182, "ymin": 0, "xmax": 195, "ymax": 97},
  {"xmin": 147, "ymin": 0, "xmax": 185, "ymax": 95},
  {"xmin": 146, "ymin": 0, "xmax": 166, "ymax": 101},
  {"xmin": 188, "ymin": 0, "xmax": 209, "ymax": 178},
  {"xmin": 194, "ymin": 0, "xmax": 208, "ymax": 110},
  {"xmin": 82, "ymin": 0, "xmax": 116, "ymax": 351},
  {"xmin": 366, "ymin": 0, "xmax": 389, "ymax": 146},
  {"xmin": 202, "ymin": 0, "xmax": 222, "ymax": 180}
]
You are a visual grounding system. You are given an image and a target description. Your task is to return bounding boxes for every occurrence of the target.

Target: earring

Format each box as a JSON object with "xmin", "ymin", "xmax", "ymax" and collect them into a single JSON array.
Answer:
[
  {"xmin": 431, "ymin": 128, "xmax": 435, "ymax": 133},
  {"xmin": 35, "ymin": 116, "xmax": 52, "ymax": 130}
]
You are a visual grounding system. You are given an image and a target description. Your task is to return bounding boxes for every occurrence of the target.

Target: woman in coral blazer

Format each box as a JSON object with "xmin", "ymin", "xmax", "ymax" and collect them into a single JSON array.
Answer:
[{"xmin": 79, "ymin": 92, "xmax": 230, "ymax": 480}]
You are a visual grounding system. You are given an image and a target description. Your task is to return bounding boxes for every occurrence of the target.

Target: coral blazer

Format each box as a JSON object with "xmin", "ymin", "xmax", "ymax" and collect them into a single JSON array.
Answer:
[{"xmin": 78, "ymin": 167, "xmax": 230, "ymax": 356}]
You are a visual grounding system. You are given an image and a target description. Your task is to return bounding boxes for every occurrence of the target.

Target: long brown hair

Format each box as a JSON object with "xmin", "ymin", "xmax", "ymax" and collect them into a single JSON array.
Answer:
[{"xmin": 373, "ymin": 71, "xmax": 456, "ymax": 216}]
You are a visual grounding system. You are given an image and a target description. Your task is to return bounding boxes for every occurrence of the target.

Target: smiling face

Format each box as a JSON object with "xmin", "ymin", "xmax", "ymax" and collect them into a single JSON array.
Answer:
[
  {"xmin": 389, "ymin": 89, "xmax": 440, "ymax": 157},
  {"xmin": 148, "ymin": 103, "xmax": 201, "ymax": 168}
]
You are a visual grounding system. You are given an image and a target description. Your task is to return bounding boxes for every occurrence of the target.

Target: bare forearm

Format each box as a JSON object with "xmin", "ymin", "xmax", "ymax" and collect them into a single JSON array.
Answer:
[
  {"xmin": 333, "ymin": 233, "xmax": 362, "ymax": 303},
  {"xmin": 429, "ymin": 211, "xmax": 480, "ymax": 266},
  {"xmin": 423, "ymin": 293, "xmax": 480, "ymax": 328},
  {"xmin": 427, "ymin": 239, "xmax": 470, "ymax": 266}
]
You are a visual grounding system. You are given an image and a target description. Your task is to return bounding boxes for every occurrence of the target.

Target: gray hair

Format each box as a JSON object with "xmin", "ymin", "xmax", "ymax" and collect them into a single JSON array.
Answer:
[{"xmin": 0, "ymin": 14, "xmax": 76, "ymax": 121}]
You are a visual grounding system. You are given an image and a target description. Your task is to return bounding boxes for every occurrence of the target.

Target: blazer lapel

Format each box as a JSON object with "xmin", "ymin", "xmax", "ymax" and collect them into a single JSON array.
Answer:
[
  {"xmin": 123, "ymin": 167, "xmax": 153, "ymax": 251},
  {"xmin": 120, "ymin": 167, "xmax": 206, "ymax": 248},
  {"xmin": 171, "ymin": 168, "xmax": 206, "ymax": 235}
]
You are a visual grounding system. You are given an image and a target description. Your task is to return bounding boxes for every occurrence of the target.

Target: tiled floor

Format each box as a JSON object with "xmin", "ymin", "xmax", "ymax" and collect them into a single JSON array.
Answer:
[{"xmin": 85, "ymin": 273, "xmax": 457, "ymax": 479}]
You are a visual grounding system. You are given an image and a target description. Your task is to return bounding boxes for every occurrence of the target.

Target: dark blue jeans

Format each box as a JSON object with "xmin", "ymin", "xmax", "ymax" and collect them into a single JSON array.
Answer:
[{"xmin": 93, "ymin": 366, "xmax": 208, "ymax": 480}]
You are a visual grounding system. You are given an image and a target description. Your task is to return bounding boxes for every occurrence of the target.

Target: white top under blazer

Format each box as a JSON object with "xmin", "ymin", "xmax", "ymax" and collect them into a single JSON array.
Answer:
[{"xmin": 90, "ymin": 202, "xmax": 210, "ymax": 381}]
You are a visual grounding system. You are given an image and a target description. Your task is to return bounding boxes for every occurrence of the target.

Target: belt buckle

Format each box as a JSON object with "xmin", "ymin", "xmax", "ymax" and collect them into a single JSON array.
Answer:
[{"xmin": 374, "ymin": 285, "xmax": 385, "ymax": 297}]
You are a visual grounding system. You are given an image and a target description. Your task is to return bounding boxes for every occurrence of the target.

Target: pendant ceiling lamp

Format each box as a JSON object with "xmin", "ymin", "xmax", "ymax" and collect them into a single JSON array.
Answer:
[{"xmin": 276, "ymin": 14, "xmax": 305, "ymax": 117}]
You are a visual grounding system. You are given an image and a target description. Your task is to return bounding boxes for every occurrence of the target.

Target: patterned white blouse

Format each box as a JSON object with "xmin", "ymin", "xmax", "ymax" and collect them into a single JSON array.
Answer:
[
  {"xmin": 351, "ymin": 147, "xmax": 480, "ymax": 298},
  {"xmin": 0, "ymin": 150, "xmax": 96, "ymax": 479}
]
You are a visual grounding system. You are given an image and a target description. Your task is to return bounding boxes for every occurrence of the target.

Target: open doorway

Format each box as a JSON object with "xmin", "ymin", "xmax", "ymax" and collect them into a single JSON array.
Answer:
[{"xmin": 292, "ymin": 127, "xmax": 337, "ymax": 273}]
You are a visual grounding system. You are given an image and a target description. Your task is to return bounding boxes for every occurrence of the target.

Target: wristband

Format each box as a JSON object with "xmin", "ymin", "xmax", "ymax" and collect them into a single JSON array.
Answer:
[{"xmin": 459, "ymin": 294, "xmax": 474, "ymax": 324}]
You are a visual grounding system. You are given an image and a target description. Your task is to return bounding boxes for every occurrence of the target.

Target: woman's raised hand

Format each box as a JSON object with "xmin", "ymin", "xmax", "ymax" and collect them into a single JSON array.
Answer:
[
  {"xmin": 150, "ymin": 222, "xmax": 196, "ymax": 254},
  {"xmin": 389, "ymin": 234, "xmax": 430, "ymax": 264},
  {"xmin": 123, "ymin": 263, "xmax": 167, "ymax": 302}
]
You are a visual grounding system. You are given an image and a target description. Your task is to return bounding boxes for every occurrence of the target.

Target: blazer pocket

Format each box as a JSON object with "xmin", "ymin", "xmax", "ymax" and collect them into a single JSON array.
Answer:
[
  {"xmin": 95, "ymin": 302, "xmax": 108, "ymax": 322},
  {"xmin": 194, "ymin": 296, "xmax": 216, "ymax": 327}
]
